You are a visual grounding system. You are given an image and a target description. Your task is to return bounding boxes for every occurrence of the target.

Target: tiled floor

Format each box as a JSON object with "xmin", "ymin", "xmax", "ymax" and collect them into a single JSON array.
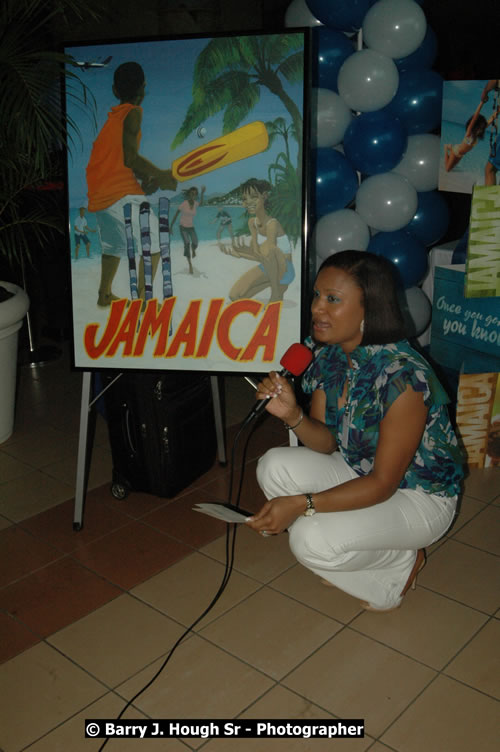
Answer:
[{"xmin": 0, "ymin": 347, "xmax": 499, "ymax": 751}]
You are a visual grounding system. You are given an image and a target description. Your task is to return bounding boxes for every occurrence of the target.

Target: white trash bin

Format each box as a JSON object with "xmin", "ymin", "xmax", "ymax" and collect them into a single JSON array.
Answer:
[{"xmin": 0, "ymin": 282, "xmax": 30, "ymax": 443}]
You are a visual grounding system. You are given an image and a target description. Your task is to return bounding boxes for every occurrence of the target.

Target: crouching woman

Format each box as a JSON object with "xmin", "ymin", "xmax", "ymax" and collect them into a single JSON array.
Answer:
[{"xmin": 246, "ymin": 251, "xmax": 463, "ymax": 612}]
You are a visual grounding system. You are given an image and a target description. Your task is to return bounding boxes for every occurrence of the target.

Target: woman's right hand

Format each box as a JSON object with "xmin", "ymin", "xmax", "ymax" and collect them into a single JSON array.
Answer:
[{"xmin": 256, "ymin": 372, "xmax": 300, "ymax": 424}]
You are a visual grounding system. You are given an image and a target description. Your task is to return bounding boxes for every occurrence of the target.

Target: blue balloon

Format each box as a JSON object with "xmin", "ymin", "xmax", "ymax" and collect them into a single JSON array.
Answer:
[
  {"xmin": 368, "ymin": 230, "xmax": 428, "ymax": 288},
  {"xmin": 343, "ymin": 111, "xmax": 407, "ymax": 175},
  {"xmin": 394, "ymin": 27, "xmax": 438, "ymax": 72},
  {"xmin": 306, "ymin": 0, "xmax": 375, "ymax": 32},
  {"xmin": 406, "ymin": 191, "xmax": 450, "ymax": 247},
  {"xmin": 312, "ymin": 27, "xmax": 354, "ymax": 90},
  {"xmin": 382, "ymin": 70, "xmax": 443, "ymax": 135},
  {"xmin": 312, "ymin": 148, "xmax": 358, "ymax": 218}
]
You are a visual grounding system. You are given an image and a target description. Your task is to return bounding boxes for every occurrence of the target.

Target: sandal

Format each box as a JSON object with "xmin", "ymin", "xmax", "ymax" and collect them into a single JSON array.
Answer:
[{"xmin": 361, "ymin": 549, "xmax": 427, "ymax": 613}]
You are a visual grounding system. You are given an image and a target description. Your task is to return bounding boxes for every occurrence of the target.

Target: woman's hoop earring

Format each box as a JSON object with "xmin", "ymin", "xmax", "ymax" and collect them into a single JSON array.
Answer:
[{"xmin": 360, "ymin": 319, "xmax": 365, "ymax": 334}]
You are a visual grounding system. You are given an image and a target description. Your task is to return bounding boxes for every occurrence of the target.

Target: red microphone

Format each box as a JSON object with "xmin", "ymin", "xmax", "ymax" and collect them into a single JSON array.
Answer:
[
  {"xmin": 244, "ymin": 343, "xmax": 313, "ymax": 423},
  {"xmin": 280, "ymin": 342, "xmax": 314, "ymax": 375}
]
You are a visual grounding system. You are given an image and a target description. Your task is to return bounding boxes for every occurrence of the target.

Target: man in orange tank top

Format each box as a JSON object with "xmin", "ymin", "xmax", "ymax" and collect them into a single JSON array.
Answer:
[{"xmin": 86, "ymin": 62, "xmax": 177, "ymax": 306}]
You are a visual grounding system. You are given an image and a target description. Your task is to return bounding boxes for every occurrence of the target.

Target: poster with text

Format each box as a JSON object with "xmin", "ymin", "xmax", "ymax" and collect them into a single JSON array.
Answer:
[
  {"xmin": 439, "ymin": 79, "xmax": 500, "ymax": 195},
  {"xmin": 64, "ymin": 32, "xmax": 307, "ymax": 371},
  {"xmin": 428, "ymin": 264, "xmax": 499, "ymax": 374},
  {"xmin": 465, "ymin": 185, "xmax": 500, "ymax": 298},
  {"xmin": 456, "ymin": 372, "xmax": 500, "ymax": 467}
]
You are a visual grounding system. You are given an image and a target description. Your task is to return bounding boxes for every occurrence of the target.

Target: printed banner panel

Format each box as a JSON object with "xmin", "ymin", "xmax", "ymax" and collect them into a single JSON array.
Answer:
[
  {"xmin": 457, "ymin": 372, "xmax": 500, "ymax": 468},
  {"xmin": 439, "ymin": 79, "xmax": 500, "ymax": 195},
  {"xmin": 465, "ymin": 185, "xmax": 500, "ymax": 298},
  {"xmin": 64, "ymin": 32, "xmax": 307, "ymax": 371},
  {"xmin": 429, "ymin": 265, "xmax": 500, "ymax": 373}
]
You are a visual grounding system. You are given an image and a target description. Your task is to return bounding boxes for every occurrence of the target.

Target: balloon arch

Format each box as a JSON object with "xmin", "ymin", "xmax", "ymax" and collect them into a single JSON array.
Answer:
[{"xmin": 285, "ymin": 0, "xmax": 448, "ymax": 337}]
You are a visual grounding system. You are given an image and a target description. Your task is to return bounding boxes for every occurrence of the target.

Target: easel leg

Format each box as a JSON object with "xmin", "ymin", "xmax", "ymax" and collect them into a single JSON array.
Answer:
[
  {"xmin": 73, "ymin": 371, "xmax": 92, "ymax": 530},
  {"xmin": 210, "ymin": 375, "xmax": 227, "ymax": 465}
]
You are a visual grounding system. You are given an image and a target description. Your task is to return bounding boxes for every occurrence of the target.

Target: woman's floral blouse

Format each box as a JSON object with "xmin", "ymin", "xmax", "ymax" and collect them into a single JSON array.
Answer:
[{"xmin": 302, "ymin": 339, "xmax": 464, "ymax": 498}]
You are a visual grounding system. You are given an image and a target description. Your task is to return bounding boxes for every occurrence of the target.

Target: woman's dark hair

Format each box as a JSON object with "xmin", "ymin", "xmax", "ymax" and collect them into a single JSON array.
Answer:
[
  {"xmin": 182, "ymin": 186, "xmax": 199, "ymax": 200},
  {"xmin": 317, "ymin": 250, "xmax": 406, "ymax": 345},
  {"xmin": 239, "ymin": 178, "xmax": 272, "ymax": 196},
  {"xmin": 113, "ymin": 62, "xmax": 145, "ymax": 101},
  {"xmin": 239, "ymin": 178, "xmax": 272, "ymax": 210},
  {"xmin": 466, "ymin": 113, "xmax": 487, "ymax": 139}
]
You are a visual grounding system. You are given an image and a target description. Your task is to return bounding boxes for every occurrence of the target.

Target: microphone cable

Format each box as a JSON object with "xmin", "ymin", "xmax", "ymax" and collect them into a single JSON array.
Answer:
[{"xmin": 97, "ymin": 405, "xmax": 263, "ymax": 751}]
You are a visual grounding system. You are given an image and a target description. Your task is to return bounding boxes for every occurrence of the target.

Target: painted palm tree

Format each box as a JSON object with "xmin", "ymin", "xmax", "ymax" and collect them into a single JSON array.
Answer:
[
  {"xmin": 171, "ymin": 33, "xmax": 304, "ymax": 165},
  {"xmin": 268, "ymin": 152, "xmax": 301, "ymax": 247},
  {"xmin": 264, "ymin": 116, "xmax": 297, "ymax": 162},
  {"xmin": 0, "ymin": 0, "xmax": 99, "ymax": 268}
]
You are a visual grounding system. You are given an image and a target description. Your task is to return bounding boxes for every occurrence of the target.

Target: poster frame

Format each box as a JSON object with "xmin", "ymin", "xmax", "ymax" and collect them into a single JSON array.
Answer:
[{"xmin": 63, "ymin": 28, "xmax": 311, "ymax": 374}]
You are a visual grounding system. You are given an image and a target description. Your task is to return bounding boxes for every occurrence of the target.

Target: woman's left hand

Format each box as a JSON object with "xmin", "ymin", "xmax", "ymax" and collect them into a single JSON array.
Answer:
[
  {"xmin": 218, "ymin": 242, "xmax": 240, "ymax": 257},
  {"xmin": 246, "ymin": 495, "xmax": 305, "ymax": 536},
  {"xmin": 232, "ymin": 236, "xmax": 251, "ymax": 253}
]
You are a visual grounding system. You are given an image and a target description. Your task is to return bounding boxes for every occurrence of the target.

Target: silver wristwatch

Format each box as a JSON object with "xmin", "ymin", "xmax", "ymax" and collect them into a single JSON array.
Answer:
[{"xmin": 304, "ymin": 493, "xmax": 316, "ymax": 516}]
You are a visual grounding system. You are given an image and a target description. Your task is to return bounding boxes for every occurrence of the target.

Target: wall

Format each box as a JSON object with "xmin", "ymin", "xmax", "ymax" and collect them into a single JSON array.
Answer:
[{"xmin": 59, "ymin": 0, "xmax": 292, "ymax": 43}]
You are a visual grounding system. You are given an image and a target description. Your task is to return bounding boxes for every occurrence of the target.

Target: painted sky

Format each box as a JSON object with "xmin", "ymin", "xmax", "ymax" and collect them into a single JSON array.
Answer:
[
  {"xmin": 442, "ymin": 79, "xmax": 494, "ymax": 125},
  {"xmin": 65, "ymin": 34, "xmax": 304, "ymax": 207}
]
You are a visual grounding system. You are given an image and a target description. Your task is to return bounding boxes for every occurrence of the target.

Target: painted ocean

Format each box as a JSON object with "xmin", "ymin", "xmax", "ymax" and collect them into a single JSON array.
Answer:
[{"xmin": 68, "ymin": 204, "xmax": 246, "ymax": 258}]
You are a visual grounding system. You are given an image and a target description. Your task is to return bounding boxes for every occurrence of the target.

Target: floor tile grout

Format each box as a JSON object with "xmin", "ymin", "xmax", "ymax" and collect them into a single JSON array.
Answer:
[
  {"xmin": 1, "ymin": 354, "xmax": 499, "ymax": 752},
  {"xmin": 1, "ymin": 510, "xmax": 498, "ymax": 663}
]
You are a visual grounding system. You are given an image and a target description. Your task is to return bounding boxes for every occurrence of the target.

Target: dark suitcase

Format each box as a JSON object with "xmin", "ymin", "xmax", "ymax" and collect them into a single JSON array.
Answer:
[{"xmin": 102, "ymin": 371, "xmax": 217, "ymax": 499}]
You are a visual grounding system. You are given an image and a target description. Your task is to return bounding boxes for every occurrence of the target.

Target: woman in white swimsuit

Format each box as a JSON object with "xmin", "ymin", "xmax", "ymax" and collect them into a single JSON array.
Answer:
[{"xmin": 219, "ymin": 178, "xmax": 294, "ymax": 303}]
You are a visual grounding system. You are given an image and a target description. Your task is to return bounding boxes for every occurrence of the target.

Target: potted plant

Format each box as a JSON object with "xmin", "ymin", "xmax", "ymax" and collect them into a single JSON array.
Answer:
[{"xmin": 0, "ymin": 0, "xmax": 100, "ymax": 442}]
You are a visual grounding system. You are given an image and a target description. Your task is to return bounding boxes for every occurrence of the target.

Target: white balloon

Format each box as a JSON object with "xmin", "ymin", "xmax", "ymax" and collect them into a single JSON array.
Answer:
[
  {"xmin": 285, "ymin": 0, "xmax": 322, "ymax": 27},
  {"xmin": 312, "ymin": 87, "xmax": 353, "ymax": 148},
  {"xmin": 401, "ymin": 286, "xmax": 432, "ymax": 337},
  {"xmin": 313, "ymin": 209, "xmax": 370, "ymax": 268},
  {"xmin": 355, "ymin": 172, "xmax": 418, "ymax": 232},
  {"xmin": 393, "ymin": 134, "xmax": 441, "ymax": 192},
  {"xmin": 337, "ymin": 49, "xmax": 399, "ymax": 112},
  {"xmin": 363, "ymin": 0, "xmax": 427, "ymax": 59}
]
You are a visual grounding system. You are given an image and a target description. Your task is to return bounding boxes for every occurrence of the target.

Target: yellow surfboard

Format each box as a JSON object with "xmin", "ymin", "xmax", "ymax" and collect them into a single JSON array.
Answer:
[{"xmin": 172, "ymin": 121, "xmax": 269, "ymax": 182}]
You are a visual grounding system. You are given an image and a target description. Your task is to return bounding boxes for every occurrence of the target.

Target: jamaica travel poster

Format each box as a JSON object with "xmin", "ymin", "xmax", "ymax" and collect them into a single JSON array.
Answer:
[
  {"xmin": 456, "ymin": 371, "xmax": 500, "ymax": 467},
  {"xmin": 64, "ymin": 32, "xmax": 306, "ymax": 372}
]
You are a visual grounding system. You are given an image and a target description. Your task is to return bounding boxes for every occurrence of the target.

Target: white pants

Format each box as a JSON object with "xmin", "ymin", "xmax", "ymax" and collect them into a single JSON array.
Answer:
[{"xmin": 256, "ymin": 447, "xmax": 457, "ymax": 609}]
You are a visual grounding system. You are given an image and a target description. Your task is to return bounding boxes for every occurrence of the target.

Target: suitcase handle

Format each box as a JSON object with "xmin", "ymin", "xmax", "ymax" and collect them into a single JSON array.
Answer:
[{"xmin": 122, "ymin": 405, "xmax": 137, "ymax": 457}]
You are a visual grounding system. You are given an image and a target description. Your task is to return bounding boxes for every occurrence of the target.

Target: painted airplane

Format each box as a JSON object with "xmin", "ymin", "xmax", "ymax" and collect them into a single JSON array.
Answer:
[{"xmin": 74, "ymin": 55, "xmax": 112, "ymax": 71}]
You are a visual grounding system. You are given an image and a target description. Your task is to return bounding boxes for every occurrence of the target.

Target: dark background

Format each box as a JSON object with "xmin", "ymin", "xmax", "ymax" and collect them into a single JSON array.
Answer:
[
  {"xmin": 57, "ymin": 0, "xmax": 498, "ymax": 252},
  {"xmin": 60, "ymin": 0, "xmax": 499, "ymax": 81},
  {"xmin": 56, "ymin": 0, "xmax": 499, "ymax": 249},
  {"xmin": 18, "ymin": 0, "xmax": 500, "ymax": 341}
]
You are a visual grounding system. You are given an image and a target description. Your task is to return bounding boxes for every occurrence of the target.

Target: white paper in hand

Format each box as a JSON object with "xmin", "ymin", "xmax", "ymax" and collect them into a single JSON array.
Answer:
[{"xmin": 192, "ymin": 503, "xmax": 252, "ymax": 523}]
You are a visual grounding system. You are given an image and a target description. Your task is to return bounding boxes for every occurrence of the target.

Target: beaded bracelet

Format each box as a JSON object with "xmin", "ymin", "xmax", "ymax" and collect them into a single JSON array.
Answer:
[{"xmin": 283, "ymin": 408, "xmax": 304, "ymax": 431}]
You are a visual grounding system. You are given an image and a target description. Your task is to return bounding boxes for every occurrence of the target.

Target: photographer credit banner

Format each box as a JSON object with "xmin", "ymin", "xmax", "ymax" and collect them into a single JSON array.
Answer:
[{"xmin": 64, "ymin": 32, "xmax": 308, "ymax": 372}]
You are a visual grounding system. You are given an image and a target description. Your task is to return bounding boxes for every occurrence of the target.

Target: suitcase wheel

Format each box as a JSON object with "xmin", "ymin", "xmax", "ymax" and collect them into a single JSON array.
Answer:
[{"xmin": 111, "ymin": 481, "xmax": 129, "ymax": 500}]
